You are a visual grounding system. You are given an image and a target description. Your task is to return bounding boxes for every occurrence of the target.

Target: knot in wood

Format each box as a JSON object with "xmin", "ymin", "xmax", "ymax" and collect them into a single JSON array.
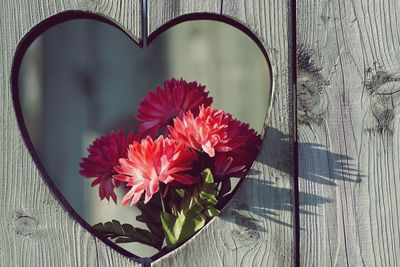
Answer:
[
  {"xmin": 15, "ymin": 215, "xmax": 38, "ymax": 236},
  {"xmin": 229, "ymin": 206, "xmax": 261, "ymax": 246},
  {"xmin": 231, "ymin": 228, "xmax": 260, "ymax": 246},
  {"xmin": 366, "ymin": 67, "xmax": 400, "ymax": 134},
  {"xmin": 297, "ymin": 47, "xmax": 329, "ymax": 125}
]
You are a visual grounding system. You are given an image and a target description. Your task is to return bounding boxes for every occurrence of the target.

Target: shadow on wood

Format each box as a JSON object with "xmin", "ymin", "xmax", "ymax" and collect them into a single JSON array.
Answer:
[
  {"xmin": 258, "ymin": 127, "xmax": 363, "ymax": 186},
  {"xmin": 227, "ymin": 126, "xmax": 365, "ymax": 231},
  {"xmin": 221, "ymin": 178, "xmax": 330, "ymax": 232}
]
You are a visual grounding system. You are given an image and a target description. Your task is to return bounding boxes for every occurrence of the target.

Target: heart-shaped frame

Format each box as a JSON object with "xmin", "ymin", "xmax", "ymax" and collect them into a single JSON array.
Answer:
[{"xmin": 3, "ymin": 1, "xmax": 294, "ymax": 266}]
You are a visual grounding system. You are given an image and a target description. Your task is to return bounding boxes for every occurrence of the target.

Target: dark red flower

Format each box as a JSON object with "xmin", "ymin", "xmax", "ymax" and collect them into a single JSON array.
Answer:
[
  {"xmin": 136, "ymin": 78, "xmax": 213, "ymax": 137},
  {"xmin": 229, "ymin": 120, "xmax": 262, "ymax": 157},
  {"xmin": 209, "ymin": 121, "xmax": 262, "ymax": 180},
  {"xmin": 212, "ymin": 153, "xmax": 248, "ymax": 180},
  {"xmin": 113, "ymin": 136, "xmax": 198, "ymax": 206},
  {"xmin": 79, "ymin": 129, "xmax": 138, "ymax": 203}
]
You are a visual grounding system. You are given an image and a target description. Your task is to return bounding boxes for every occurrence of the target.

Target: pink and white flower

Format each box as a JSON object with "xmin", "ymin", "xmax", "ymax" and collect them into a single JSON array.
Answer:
[{"xmin": 113, "ymin": 136, "xmax": 198, "ymax": 206}]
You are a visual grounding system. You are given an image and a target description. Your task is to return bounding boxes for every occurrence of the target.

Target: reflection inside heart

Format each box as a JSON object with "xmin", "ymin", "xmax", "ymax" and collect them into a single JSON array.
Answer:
[{"xmin": 18, "ymin": 18, "xmax": 270, "ymax": 257}]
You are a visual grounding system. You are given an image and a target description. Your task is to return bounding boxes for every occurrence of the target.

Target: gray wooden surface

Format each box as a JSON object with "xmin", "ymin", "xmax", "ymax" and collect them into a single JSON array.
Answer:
[
  {"xmin": 1, "ymin": 0, "xmax": 294, "ymax": 266},
  {"xmin": 298, "ymin": 0, "xmax": 400, "ymax": 266},
  {"xmin": 150, "ymin": 0, "xmax": 294, "ymax": 266},
  {"xmin": 0, "ymin": 0, "xmax": 143, "ymax": 266},
  {"xmin": 2, "ymin": 0, "xmax": 293, "ymax": 266},
  {"xmin": 7, "ymin": 0, "xmax": 400, "ymax": 266}
]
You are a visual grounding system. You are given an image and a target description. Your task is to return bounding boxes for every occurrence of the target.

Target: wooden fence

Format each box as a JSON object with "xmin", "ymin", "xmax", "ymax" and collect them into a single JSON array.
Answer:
[{"xmin": 1, "ymin": 0, "xmax": 399, "ymax": 266}]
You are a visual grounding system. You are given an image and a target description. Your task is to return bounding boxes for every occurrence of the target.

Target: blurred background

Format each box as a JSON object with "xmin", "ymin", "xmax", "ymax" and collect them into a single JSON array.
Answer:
[{"xmin": 19, "ymin": 19, "xmax": 270, "ymax": 256}]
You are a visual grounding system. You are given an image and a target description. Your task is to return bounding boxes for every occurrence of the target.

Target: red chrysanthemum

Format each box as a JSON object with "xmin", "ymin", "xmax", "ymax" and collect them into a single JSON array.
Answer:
[
  {"xmin": 209, "ymin": 122, "xmax": 261, "ymax": 180},
  {"xmin": 79, "ymin": 129, "xmax": 138, "ymax": 203},
  {"xmin": 228, "ymin": 120, "xmax": 262, "ymax": 157},
  {"xmin": 213, "ymin": 133, "xmax": 261, "ymax": 180},
  {"xmin": 211, "ymin": 153, "xmax": 248, "ymax": 180},
  {"xmin": 136, "ymin": 78, "xmax": 213, "ymax": 137},
  {"xmin": 113, "ymin": 136, "xmax": 198, "ymax": 206},
  {"xmin": 167, "ymin": 106, "xmax": 243, "ymax": 157}
]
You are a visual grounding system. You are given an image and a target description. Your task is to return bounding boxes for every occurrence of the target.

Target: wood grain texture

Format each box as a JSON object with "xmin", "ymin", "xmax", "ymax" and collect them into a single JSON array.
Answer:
[
  {"xmin": 0, "ymin": 0, "xmax": 143, "ymax": 266},
  {"xmin": 298, "ymin": 0, "xmax": 400, "ymax": 265},
  {"xmin": 149, "ymin": 1, "xmax": 295, "ymax": 266},
  {"xmin": 147, "ymin": 0, "xmax": 221, "ymax": 38}
]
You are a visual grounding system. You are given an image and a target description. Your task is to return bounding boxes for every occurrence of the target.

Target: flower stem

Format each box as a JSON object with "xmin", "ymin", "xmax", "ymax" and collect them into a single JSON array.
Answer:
[{"xmin": 159, "ymin": 191, "xmax": 166, "ymax": 212}]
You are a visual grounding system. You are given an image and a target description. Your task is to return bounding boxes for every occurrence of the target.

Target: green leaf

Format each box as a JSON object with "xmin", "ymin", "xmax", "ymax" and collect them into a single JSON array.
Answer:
[
  {"xmin": 135, "ymin": 215, "xmax": 146, "ymax": 223},
  {"xmin": 186, "ymin": 202, "xmax": 204, "ymax": 217},
  {"xmin": 199, "ymin": 169, "xmax": 218, "ymax": 206},
  {"xmin": 160, "ymin": 211, "xmax": 178, "ymax": 247},
  {"xmin": 136, "ymin": 200, "xmax": 165, "ymax": 239},
  {"xmin": 199, "ymin": 169, "xmax": 220, "ymax": 218},
  {"xmin": 175, "ymin": 188, "xmax": 185, "ymax": 198},
  {"xmin": 219, "ymin": 179, "xmax": 232, "ymax": 197},
  {"xmin": 137, "ymin": 202, "xmax": 161, "ymax": 223},
  {"xmin": 199, "ymin": 191, "xmax": 218, "ymax": 206},
  {"xmin": 204, "ymin": 206, "xmax": 220, "ymax": 218},
  {"xmin": 113, "ymin": 237, "xmax": 138, "ymax": 243},
  {"xmin": 173, "ymin": 212, "xmax": 186, "ymax": 241},
  {"xmin": 92, "ymin": 220, "xmax": 162, "ymax": 249},
  {"xmin": 189, "ymin": 213, "xmax": 206, "ymax": 233},
  {"xmin": 160, "ymin": 210, "xmax": 206, "ymax": 249},
  {"xmin": 159, "ymin": 169, "xmax": 221, "ymax": 249},
  {"xmin": 136, "ymin": 213, "xmax": 164, "ymax": 238},
  {"xmin": 202, "ymin": 168, "xmax": 214, "ymax": 184},
  {"xmin": 178, "ymin": 211, "xmax": 206, "ymax": 242},
  {"xmin": 179, "ymin": 189, "xmax": 192, "ymax": 211}
]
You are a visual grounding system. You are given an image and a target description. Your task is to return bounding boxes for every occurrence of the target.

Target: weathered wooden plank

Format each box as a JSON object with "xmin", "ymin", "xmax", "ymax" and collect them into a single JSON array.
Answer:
[
  {"xmin": 0, "ymin": 0, "xmax": 143, "ymax": 266},
  {"xmin": 147, "ymin": 1, "xmax": 221, "ymax": 40},
  {"xmin": 298, "ymin": 0, "xmax": 400, "ymax": 265},
  {"xmin": 149, "ymin": 1, "xmax": 294, "ymax": 266}
]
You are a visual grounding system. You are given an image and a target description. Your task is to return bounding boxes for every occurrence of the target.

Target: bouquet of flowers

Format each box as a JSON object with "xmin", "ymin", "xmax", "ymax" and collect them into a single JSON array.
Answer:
[{"xmin": 79, "ymin": 78, "xmax": 261, "ymax": 253}]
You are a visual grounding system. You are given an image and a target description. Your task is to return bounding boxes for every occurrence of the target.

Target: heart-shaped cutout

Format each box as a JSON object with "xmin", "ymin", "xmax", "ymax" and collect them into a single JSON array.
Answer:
[{"xmin": 16, "ymin": 15, "xmax": 271, "ymax": 259}]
